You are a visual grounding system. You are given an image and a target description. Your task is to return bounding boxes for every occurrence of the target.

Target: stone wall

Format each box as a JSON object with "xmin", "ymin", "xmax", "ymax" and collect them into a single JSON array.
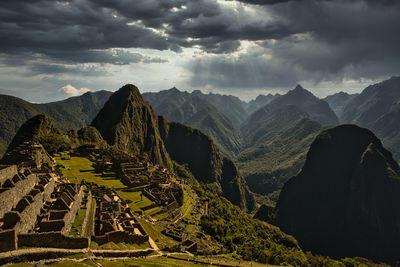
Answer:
[
  {"xmin": 14, "ymin": 189, "xmax": 44, "ymax": 234},
  {"xmin": 0, "ymin": 172, "xmax": 37, "ymax": 218},
  {"xmin": 80, "ymin": 191, "xmax": 92, "ymax": 237},
  {"xmin": 2, "ymin": 175, "xmax": 56, "ymax": 235},
  {"xmin": 0, "ymin": 230, "xmax": 17, "ymax": 252},
  {"xmin": 18, "ymin": 232, "xmax": 89, "ymax": 249},
  {"xmin": 61, "ymin": 185, "xmax": 84, "ymax": 235},
  {"xmin": 0, "ymin": 165, "xmax": 17, "ymax": 185},
  {"xmin": 91, "ymin": 230, "xmax": 149, "ymax": 245}
]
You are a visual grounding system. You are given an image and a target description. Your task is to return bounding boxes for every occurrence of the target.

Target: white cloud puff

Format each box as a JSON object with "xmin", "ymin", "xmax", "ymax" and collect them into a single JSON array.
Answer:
[{"xmin": 60, "ymin": 84, "xmax": 91, "ymax": 97}]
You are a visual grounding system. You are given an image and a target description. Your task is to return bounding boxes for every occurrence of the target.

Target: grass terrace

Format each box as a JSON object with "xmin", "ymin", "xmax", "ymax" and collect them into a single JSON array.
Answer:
[
  {"xmin": 89, "ymin": 241, "xmax": 151, "ymax": 250},
  {"xmin": 69, "ymin": 208, "xmax": 86, "ymax": 237},
  {"xmin": 54, "ymin": 152, "xmax": 158, "ymax": 215}
]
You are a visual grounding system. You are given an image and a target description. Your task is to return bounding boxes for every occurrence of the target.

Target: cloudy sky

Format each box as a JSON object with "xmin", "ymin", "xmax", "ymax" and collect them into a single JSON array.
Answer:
[{"xmin": 0, "ymin": 0, "xmax": 399, "ymax": 102}]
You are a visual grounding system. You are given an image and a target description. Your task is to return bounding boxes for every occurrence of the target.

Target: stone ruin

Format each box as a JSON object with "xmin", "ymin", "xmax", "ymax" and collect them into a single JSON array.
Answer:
[
  {"xmin": 85, "ymin": 182, "xmax": 149, "ymax": 246},
  {"xmin": 0, "ymin": 163, "xmax": 59, "ymax": 251},
  {"xmin": 162, "ymin": 223, "xmax": 198, "ymax": 254},
  {"xmin": 0, "ymin": 142, "xmax": 151, "ymax": 252},
  {"xmin": 0, "ymin": 142, "xmax": 88, "ymax": 251}
]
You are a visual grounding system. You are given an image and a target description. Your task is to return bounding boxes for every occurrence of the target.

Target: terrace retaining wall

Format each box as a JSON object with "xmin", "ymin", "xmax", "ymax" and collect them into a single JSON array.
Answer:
[
  {"xmin": 92, "ymin": 230, "xmax": 149, "ymax": 245},
  {"xmin": 0, "ymin": 230, "xmax": 17, "ymax": 252},
  {"xmin": 18, "ymin": 232, "xmax": 89, "ymax": 249},
  {"xmin": 61, "ymin": 186, "xmax": 84, "ymax": 235},
  {"xmin": 0, "ymin": 173, "xmax": 37, "ymax": 218}
]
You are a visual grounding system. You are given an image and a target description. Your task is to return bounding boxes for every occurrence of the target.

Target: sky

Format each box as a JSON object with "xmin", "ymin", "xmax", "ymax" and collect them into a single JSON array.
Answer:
[{"xmin": 0, "ymin": 0, "xmax": 399, "ymax": 102}]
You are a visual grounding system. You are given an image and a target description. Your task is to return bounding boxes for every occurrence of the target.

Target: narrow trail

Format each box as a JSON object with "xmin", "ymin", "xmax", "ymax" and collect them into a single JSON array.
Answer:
[{"xmin": 148, "ymin": 237, "xmax": 162, "ymax": 255}]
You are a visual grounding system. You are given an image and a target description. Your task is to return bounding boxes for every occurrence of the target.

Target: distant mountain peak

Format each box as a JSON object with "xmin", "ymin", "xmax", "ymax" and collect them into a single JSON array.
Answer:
[
  {"xmin": 294, "ymin": 84, "xmax": 306, "ymax": 91},
  {"xmin": 169, "ymin": 86, "xmax": 180, "ymax": 92},
  {"xmin": 290, "ymin": 84, "xmax": 313, "ymax": 96},
  {"xmin": 92, "ymin": 84, "xmax": 172, "ymax": 168},
  {"xmin": 192, "ymin": 89, "xmax": 202, "ymax": 95},
  {"xmin": 118, "ymin": 84, "xmax": 141, "ymax": 96}
]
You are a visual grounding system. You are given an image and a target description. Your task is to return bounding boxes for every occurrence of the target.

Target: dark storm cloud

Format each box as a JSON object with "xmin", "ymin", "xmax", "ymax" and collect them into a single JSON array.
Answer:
[
  {"xmin": 0, "ymin": 0, "xmax": 399, "ymax": 88},
  {"xmin": 188, "ymin": 52, "xmax": 301, "ymax": 89},
  {"xmin": 187, "ymin": 0, "xmax": 400, "ymax": 89}
]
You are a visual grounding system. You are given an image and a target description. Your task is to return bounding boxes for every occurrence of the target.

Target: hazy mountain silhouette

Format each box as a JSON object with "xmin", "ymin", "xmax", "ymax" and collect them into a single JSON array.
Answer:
[
  {"xmin": 341, "ymin": 76, "xmax": 400, "ymax": 160},
  {"xmin": 245, "ymin": 93, "xmax": 281, "ymax": 114},
  {"xmin": 266, "ymin": 85, "xmax": 339, "ymax": 126},
  {"xmin": 324, "ymin": 91, "xmax": 359, "ymax": 118}
]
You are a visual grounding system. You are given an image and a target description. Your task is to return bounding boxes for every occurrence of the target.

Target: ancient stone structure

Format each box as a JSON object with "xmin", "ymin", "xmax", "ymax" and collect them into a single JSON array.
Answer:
[
  {"xmin": 87, "ymin": 182, "xmax": 149, "ymax": 246},
  {"xmin": 0, "ymin": 165, "xmax": 58, "ymax": 251},
  {"xmin": 37, "ymin": 183, "xmax": 84, "ymax": 235}
]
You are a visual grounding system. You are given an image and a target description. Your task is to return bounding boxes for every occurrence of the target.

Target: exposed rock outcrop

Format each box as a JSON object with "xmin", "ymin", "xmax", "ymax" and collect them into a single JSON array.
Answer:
[{"xmin": 158, "ymin": 117, "xmax": 255, "ymax": 211}]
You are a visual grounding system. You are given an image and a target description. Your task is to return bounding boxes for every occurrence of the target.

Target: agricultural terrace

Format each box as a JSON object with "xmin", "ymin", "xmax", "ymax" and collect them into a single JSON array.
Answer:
[{"xmin": 54, "ymin": 152, "xmax": 165, "ymax": 217}]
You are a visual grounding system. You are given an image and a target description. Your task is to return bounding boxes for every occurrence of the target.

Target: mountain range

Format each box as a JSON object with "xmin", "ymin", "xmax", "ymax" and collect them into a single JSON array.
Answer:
[
  {"xmin": 0, "ymin": 77, "xmax": 399, "ymax": 205},
  {"xmin": 2, "ymin": 80, "xmax": 400, "ymax": 264},
  {"xmin": 340, "ymin": 76, "xmax": 400, "ymax": 161}
]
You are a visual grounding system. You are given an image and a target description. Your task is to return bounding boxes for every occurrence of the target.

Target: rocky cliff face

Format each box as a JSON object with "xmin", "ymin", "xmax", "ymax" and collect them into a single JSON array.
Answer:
[
  {"xmin": 91, "ymin": 84, "xmax": 172, "ymax": 169},
  {"xmin": 275, "ymin": 124, "xmax": 400, "ymax": 264},
  {"xmin": 158, "ymin": 117, "xmax": 255, "ymax": 211}
]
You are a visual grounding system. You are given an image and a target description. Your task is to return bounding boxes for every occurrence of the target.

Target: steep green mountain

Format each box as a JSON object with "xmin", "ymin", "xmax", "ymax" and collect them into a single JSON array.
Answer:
[
  {"xmin": 238, "ymin": 105, "xmax": 322, "ymax": 196},
  {"xmin": 341, "ymin": 76, "xmax": 400, "ymax": 161},
  {"xmin": 4, "ymin": 114, "xmax": 108, "ymax": 158},
  {"xmin": 4, "ymin": 114, "xmax": 70, "ymax": 157},
  {"xmin": 93, "ymin": 84, "xmax": 255, "ymax": 211},
  {"xmin": 275, "ymin": 124, "xmax": 400, "ymax": 264},
  {"xmin": 143, "ymin": 88, "xmax": 243, "ymax": 157},
  {"xmin": 91, "ymin": 84, "xmax": 172, "ymax": 169},
  {"xmin": 266, "ymin": 85, "xmax": 339, "ymax": 126},
  {"xmin": 324, "ymin": 91, "xmax": 359, "ymax": 118},
  {"xmin": 245, "ymin": 93, "xmax": 281, "ymax": 114},
  {"xmin": 0, "ymin": 90, "xmax": 111, "ymax": 155},
  {"xmin": 158, "ymin": 117, "xmax": 255, "ymax": 211}
]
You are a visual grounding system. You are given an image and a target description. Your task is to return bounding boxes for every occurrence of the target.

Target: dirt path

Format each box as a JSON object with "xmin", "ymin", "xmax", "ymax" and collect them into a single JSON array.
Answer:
[{"xmin": 148, "ymin": 237, "xmax": 162, "ymax": 255}]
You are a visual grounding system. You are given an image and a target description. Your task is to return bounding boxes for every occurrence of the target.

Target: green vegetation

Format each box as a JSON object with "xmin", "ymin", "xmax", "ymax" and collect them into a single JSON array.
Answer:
[
  {"xmin": 55, "ymin": 154, "xmax": 159, "ymax": 215},
  {"xmin": 0, "ymin": 91, "xmax": 111, "ymax": 156},
  {"xmin": 70, "ymin": 208, "xmax": 86, "ymax": 236},
  {"xmin": 200, "ymin": 191, "xmax": 307, "ymax": 265},
  {"xmin": 83, "ymin": 197, "xmax": 96, "ymax": 237},
  {"xmin": 237, "ymin": 115, "xmax": 322, "ymax": 198},
  {"xmin": 38, "ymin": 132, "xmax": 71, "ymax": 154},
  {"xmin": 90, "ymin": 241, "xmax": 151, "ymax": 250},
  {"xmin": 136, "ymin": 217, "xmax": 179, "ymax": 249}
]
